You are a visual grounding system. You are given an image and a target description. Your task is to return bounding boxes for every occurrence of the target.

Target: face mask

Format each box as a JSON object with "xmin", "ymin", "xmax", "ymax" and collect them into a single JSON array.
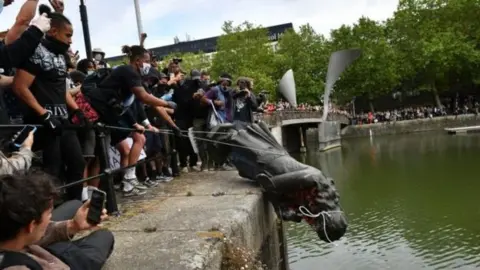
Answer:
[
  {"xmin": 44, "ymin": 35, "xmax": 70, "ymax": 54},
  {"xmin": 140, "ymin": 62, "xmax": 151, "ymax": 76},
  {"xmin": 94, "ymin": 54, "xmax": 102, "ymax": 61},
  {"xmin": 87, "ymin": 70, "xmax": 94, "ymax": 75},
  {"xmin": 203, "ymin": 80, "xmax": 210, "ymax": 85},
  {"xmin": 0, "ymin": 0, "xmax": 4, "ymax": 15}
]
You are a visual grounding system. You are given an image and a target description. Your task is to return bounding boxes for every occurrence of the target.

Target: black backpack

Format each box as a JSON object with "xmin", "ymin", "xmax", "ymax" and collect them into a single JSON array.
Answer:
[
  {"xmin": 0, "ymin": 251, "xmax": 42, "ymax": 270},
  {"xmin": 80, "ymin": 68, "xmax": 112, "ymax": 96}
]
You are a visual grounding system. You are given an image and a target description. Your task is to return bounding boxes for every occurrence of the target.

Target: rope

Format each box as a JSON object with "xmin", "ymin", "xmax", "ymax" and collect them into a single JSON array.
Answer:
[
  {"xmin": 57, "ymin": 155, "xmax": 161, "ymax": 190},
  {"xmin": 0, "ymin": 123, "xmax": 288, "ymax": 190},
  {"xmin": 298, "ymin": 206, "xmax": 343, "ymax": 245}
]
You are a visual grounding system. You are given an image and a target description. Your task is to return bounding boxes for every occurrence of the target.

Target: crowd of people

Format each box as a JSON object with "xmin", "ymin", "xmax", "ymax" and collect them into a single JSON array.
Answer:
[
  {"xmin": 0, "ymin": 1, "xmax": 266, "ymax": 269},
  {"xmin": 352, "ymin": 99, "xmax": 480, "ymax": 125}
]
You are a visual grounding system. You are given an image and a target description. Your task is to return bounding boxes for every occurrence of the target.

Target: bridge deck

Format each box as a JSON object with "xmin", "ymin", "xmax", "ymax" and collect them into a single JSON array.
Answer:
[{"xmin": 445, "ymin": 125, "xmax": 480, "ymax": 134}]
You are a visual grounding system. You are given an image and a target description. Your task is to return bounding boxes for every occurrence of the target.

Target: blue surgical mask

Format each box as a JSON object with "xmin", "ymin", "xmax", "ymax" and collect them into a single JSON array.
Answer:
[
  {"xmin": 0, "ymin": 0, "xmax": 4, "ymax": 15},
  {"xmin": 87, "ymin": 70, "xmax": 94, "ymax": 75}
]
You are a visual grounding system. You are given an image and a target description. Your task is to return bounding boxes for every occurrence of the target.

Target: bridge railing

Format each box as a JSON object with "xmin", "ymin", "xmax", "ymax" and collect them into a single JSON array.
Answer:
[{"xmin": 254, "ymin": 111, "xmax": 349, "ymax": 126}]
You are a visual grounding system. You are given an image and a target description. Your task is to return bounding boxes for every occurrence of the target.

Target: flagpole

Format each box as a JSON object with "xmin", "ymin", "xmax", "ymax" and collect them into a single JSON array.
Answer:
[
  {"xmin": 133, "ymin": 0, "xmax": 143, "ymax": 43},
  {"xmin": 79, "ymin": 0, "xmax": 92, "ymax": 58}
]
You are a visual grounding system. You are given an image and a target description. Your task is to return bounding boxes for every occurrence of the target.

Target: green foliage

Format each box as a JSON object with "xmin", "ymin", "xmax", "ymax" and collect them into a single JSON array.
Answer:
[
  {"xmin": 108, "ymin": 58, "xmax": 128, "ymax": 67},
  {"xmin": 388, "ymin": 0, "xmax": 480, "ymax": 106},
  {"xmin": 330, "ymin": 18, "xmax": 400, "ymax": 105},
  {"xmin": 210, "ymin": 21, "xmax": 277, "ymax": 98},
  {"xmin": 274, "ymin": 25, "xmax": 330, "ymax": 104},
  {"xmin": 163, "ymin": 51, "xmax": 212, "ymax": 73}
]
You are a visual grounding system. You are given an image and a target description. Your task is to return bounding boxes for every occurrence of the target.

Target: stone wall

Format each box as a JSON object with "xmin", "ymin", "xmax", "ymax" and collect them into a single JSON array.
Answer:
[
  {"xmin": 103, "ymin": 171, "xmax": 284, "ymax": 270},
  {"xmin": 341, "ymin": 114, "xmax": 480, "ymax": 138}
]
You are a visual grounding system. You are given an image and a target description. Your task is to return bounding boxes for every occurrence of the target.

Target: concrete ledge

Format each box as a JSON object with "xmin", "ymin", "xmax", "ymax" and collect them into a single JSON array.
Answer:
[
  {"xmin": 103, "ymin": 171, "xmax": 281, "ymax": 270},
  {"xmin": 342, "ymin": 114, "xmax": 480, "ymax": 138}
]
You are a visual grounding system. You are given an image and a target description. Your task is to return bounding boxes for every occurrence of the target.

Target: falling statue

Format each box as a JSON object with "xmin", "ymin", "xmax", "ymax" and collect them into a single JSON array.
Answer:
[{"xmin": 205, "ymin": 49, "xmax": 361, "ymax": 242}]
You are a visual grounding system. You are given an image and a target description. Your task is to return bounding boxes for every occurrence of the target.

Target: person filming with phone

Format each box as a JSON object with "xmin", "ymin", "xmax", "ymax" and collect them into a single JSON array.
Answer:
[
  {"xmin": 232, "ymin": 77, "xmax": 258, "ymax": 126},
  {"xmin": 0, "ymin": 172, "xmax": 114, "ymax": 270},
  {"xmin": 0, "ymin": 129, "xmax": 34, "ymax": 175}
]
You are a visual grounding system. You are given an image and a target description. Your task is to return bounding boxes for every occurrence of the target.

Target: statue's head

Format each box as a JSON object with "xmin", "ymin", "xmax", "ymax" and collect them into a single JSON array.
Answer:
[{"xmin": 289, "ymin": 168, "xmax": 347, "ymax": 243}]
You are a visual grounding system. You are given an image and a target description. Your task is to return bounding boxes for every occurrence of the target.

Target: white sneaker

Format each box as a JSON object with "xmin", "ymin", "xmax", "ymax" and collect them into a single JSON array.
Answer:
[
  {"xmin": 127, "ymin": 178, "xmax": 149, "ymax": 190},
  {"xmin": 123, "ymin": 187, "xmax": 147, "ymax": 197},
  {"xmin": 189, "ymin": 166, "xmax": 201, "ymax": 172}
]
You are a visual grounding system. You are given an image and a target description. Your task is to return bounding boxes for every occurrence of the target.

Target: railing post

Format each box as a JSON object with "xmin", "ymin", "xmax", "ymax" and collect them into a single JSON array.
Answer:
[{"xmin": 96, "ymin": 128, "xmax": 119, "ymax": 215}]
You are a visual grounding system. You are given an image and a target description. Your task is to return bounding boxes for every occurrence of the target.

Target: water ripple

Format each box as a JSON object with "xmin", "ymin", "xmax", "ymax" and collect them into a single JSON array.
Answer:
[{"xmin": 288, "ymin": 206, "xmax": 480, "ymax": 270}]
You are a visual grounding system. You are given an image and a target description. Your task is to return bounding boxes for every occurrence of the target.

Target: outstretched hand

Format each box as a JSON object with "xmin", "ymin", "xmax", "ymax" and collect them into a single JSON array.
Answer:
[
  {"xmin": 3, "ymin": 0, "xmax": 14, "ymax": 7},
  {"xmin": 49, "ymin": 0, "xmax": 64, "ymax": 13}
]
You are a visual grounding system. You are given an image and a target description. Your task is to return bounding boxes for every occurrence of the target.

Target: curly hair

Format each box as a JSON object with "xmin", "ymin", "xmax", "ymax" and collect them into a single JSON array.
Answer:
[{"xmin": 0, "ymin": 171, "xmax": 58, "ymax": 242}]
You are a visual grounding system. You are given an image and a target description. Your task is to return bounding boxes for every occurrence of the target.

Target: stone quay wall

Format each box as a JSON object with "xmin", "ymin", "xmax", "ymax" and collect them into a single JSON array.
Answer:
[{"xmin": 341, "ymin": 114, "xmax": 480, "ymax": 138}]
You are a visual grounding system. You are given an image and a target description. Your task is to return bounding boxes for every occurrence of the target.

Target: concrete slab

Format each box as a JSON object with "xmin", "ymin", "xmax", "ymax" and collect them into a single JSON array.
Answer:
[
  {"xmin": 102, "ymin": 171, "xmax": 282, "ymax": 270},
  {"xmin": 110, "ymin": 195, "xmax": 259, "ymax": 232},
  {"xmin": 103, "ymin": 231, "xmax": 222, "ymax": 270}
]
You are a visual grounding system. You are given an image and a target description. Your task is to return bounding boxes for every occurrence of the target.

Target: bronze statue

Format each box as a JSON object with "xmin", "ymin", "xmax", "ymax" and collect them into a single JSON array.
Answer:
[{"xmin": 207, "ymin": 122, "xmax": 347, "ymax": 242}]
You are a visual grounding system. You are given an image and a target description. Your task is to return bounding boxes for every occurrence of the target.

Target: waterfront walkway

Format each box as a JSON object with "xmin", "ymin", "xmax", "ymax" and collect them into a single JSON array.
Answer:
[{"xmin": 102, "ymin": 171, "xmax": 279, "ymax": 270}]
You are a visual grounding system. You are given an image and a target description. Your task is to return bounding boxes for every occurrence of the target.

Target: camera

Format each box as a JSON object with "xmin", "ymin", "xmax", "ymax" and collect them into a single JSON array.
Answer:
[{"xmin": 172, "ymin": 57, "xmax": 183, "ymax": 64}]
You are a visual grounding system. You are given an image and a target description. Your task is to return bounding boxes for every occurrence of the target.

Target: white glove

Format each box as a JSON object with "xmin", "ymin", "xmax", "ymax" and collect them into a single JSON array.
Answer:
[{"xmin": 31, "ymin": 13, "xmax": 51, "ymax": 33}]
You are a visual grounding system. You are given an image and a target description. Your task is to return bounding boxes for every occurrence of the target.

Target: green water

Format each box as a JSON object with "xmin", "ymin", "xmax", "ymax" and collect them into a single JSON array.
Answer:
[{"xmin": 288, "ymin": 133, "xmax": 480, "ymax": 270}]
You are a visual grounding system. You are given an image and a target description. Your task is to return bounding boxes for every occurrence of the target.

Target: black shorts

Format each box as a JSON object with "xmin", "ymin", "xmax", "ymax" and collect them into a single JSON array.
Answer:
[
  {"xmin": 77, "ymin": 129, "xmax": 96, "ymax": 158},
  {"xmin": 109, "ymin": 119, "xmax": 131, "ymax": 147},
  {"xmin": 145, "ymin": 132, "xmax": 163, "ymax": 156}
]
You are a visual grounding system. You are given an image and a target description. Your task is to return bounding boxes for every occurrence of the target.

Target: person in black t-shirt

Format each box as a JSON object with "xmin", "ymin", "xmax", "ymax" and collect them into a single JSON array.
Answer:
[
  {"xmin": 85, "ymin": 45, "xmax": 173, "ymax": 197},
  {"xmin": 13, "ymin": 5, "xmax": 87, "ymax": 201}
]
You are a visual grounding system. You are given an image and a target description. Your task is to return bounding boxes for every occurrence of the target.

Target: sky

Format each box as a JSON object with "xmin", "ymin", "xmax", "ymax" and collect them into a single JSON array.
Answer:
[{"xmin": 1, "ymin": 0, "xmax": 399, "ymax": 58}]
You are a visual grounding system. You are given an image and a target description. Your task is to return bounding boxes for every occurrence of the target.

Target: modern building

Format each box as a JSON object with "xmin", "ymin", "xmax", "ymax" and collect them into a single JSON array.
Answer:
[{"xmin": 105, "ymin": 23, "xmax": 293, "ymax": 63}]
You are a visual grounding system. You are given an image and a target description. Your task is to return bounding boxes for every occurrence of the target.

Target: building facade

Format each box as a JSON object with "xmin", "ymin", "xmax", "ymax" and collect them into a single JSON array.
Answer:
[{"xmin": 105, "ymin": 23, "xmax": 293, "ymax": 63}]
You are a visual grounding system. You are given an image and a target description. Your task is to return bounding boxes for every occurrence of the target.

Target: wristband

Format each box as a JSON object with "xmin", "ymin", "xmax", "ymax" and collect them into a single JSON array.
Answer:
[{"xmin": 142, "ymin": 119, "xmax": 151, "ymax": 127}]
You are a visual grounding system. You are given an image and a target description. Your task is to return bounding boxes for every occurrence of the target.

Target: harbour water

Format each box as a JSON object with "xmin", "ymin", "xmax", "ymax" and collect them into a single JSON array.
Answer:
[{"xmin": 288, "ymin": 133, "xmax": 480, "ymax": 270}]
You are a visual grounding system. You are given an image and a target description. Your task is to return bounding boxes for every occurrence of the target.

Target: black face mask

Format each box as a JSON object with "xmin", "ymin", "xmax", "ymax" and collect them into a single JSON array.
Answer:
[{"xmin": 42, "ymin": 35, "xmax": 70, "ymax": 55}]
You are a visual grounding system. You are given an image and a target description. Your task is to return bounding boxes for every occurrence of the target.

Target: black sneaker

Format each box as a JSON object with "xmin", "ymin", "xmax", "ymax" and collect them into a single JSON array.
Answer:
[
  {"xmin": 155, "ymin": 174, "xmax": 174, "ymax": 183},
  {"xmin": 123, "ymin": 187, "xmax": 147, "ymax": 197},
  {"xmin": 162, "ymin": 167, "xmax": 173, "ymax": 177},
  {"xmin": 143, "ymin": 178, "xmax": 159, "ymax": 187}
]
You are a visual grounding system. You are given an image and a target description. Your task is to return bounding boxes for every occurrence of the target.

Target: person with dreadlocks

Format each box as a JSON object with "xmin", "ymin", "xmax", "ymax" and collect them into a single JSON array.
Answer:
[
  {"xmin": 13, "ymin": 5, "xmax": 87, "ymax": 201},
  {"xmin": 84, "ymin": 44, "xmax": 174, "ymax": 197}
]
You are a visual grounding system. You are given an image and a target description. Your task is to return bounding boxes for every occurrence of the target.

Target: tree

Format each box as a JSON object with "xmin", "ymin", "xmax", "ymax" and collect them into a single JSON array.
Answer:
[
  {"xmin": 329, "ymin": 18, "xmax": 400, "ymax": 111},
  {"xmin": 163, "ymin": 51, "xmax": 212, "ymax": 73},
  {"xmin": 211, "ymin": 21, "xmax": 277, "ymax": 96},
  {"xmin": 388, "ymin": 0, "xmax": 480, "ymax": 107},
  {"xmin": 274, "ymin": 25, "xmax": 330, "ymax": 104}
]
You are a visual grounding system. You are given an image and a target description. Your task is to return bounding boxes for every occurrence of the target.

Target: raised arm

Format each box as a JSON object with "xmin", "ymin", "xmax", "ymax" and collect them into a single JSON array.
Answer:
[
  {"xmin": 4, "ymin": 0, "xmax": 40, "ymax": 45},
  {"xmin": 0, "ymin": 26, "xmax": 44, "ymax": 69}
]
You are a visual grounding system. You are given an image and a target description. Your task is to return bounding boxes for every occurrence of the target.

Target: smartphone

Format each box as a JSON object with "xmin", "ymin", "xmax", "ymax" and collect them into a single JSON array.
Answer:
[
  {"xmin": 13, "ymin": 126, "xmax": 37, "ymax": 148},
  {"xmin": 87, "ymin": 189, "xmax": 106, "ymax": 225}
]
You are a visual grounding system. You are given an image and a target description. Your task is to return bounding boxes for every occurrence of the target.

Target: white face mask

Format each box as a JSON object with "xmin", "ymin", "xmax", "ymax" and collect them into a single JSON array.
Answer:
[
  {"xmin": 0, "ymin": 0, "xmax": 4, "ymax": 15},
  {"xmin": 94, "ymin": 54, "xmax": 102, "ymax": 61},
  {"xmin": 141, "ymin": 63, "xmax": 151, "ymax": 76},
  {"xmin": 87, "ymin": 70, "xmax": 94, "ymax": 75}
]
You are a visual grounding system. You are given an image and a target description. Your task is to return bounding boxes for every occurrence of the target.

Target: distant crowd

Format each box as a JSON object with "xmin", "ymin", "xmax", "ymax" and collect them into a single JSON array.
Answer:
[{"xmin": 352, "ymin": 99, "xmax": 480, "ymax": 125}]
